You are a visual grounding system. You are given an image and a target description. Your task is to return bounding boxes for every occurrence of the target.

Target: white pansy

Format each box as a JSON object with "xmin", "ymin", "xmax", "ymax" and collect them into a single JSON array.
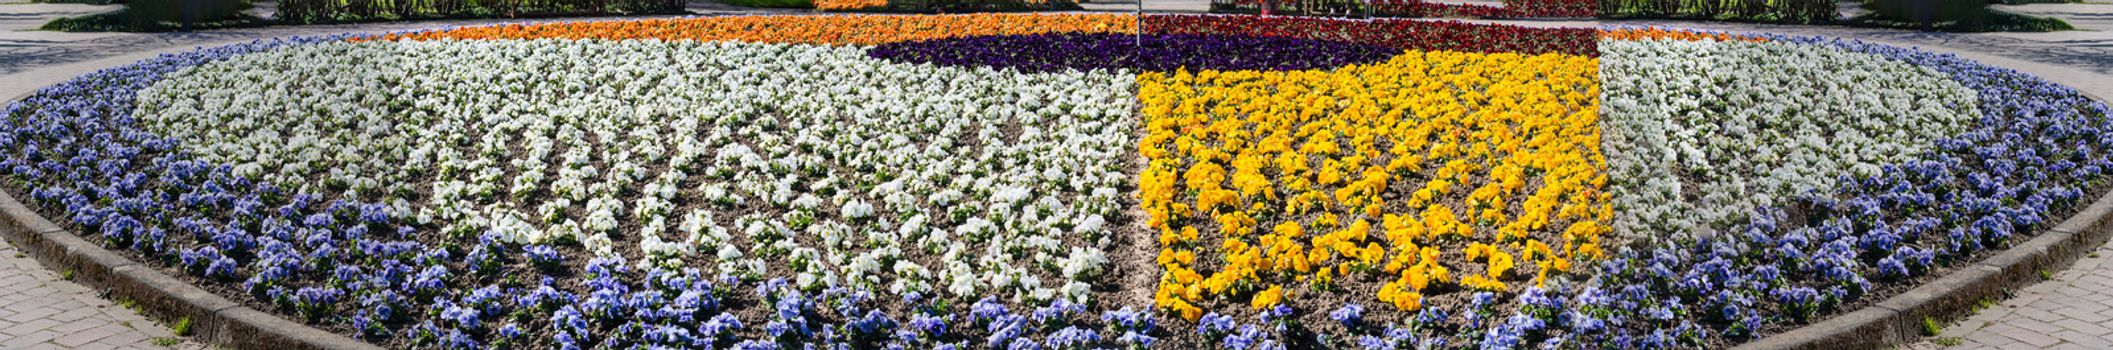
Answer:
[
  {"xmin": 137, "ymin": 39, "xmax": 1136, "ymax": 304},
  {"xmin": 1057, "ymin": 246, "xmax": 1108, "ymax": 279},
  {"xmin": 1601, "ymin": 39, "xmax": 1979, "ymax": 241},
  {"xmin": 842, "ymin": 200, "xmax": 875, "ymax": 220}
]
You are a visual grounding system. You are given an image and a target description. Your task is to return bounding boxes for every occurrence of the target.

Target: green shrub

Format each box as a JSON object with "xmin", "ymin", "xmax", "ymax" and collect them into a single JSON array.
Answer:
[
  {"xmin": 1598, "ymin": 0, "xmax": 1838, "ymax": 24},
  {"xmin": 31, "ymin": 0, "xmax": 121, "ymax": 4},
  {"xmin": 1860, "ymin": 0, "xmax": 2074, "ymax": 31},
  {"xmin": 126, "ymin": 0, "xmax": 248, "ymax": 28},
  {"xmin": 1865, "ymin": 0, "xmax": 1986, "ymax": 24},
  {"xmin": 40, "ymin": 0, "xmax": 256, "ymax": 32}
]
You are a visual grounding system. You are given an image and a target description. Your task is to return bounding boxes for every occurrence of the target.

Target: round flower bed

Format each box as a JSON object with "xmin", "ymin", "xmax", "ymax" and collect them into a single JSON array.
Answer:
[{"xmin": 3, "ymin": 13, "xmax": 2108, "ymax": 350}]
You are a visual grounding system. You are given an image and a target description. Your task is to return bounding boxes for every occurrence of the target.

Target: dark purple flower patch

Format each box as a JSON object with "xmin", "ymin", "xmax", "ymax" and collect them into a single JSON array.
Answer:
[{"xmin": 866, "ymin": 33, "xmax": 1403, "ymax": 73}]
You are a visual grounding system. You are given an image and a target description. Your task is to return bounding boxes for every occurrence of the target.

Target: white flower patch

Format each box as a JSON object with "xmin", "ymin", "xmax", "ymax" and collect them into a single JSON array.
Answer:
[
  {"xmin": 1600, "ymin": 39, "xmax": 1980, "ymax": 241},
  {"xmin": 135, "ymin": 39, "xmax": 1138, "ymax": 303}
]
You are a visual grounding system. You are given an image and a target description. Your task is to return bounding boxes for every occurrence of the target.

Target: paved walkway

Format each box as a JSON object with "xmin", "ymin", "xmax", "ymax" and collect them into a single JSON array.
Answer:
[
  {"xmin": 0, "ymin": 241, "xmax": 208, "ymax": 349},
  {"xmin": 1905, "ymin": 245, "xmax": 2113, "ymax": 349}
]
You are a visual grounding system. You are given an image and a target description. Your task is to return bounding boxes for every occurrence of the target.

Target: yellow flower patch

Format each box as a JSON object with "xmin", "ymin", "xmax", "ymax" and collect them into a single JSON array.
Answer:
[{"xmin": 1140, "ymin": 50, "xmax": 1606, "ymax": 319}]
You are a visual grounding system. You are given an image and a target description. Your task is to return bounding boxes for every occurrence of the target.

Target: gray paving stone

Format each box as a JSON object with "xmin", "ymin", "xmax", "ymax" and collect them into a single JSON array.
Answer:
[
  {"xmin": 1, "ymin": 318, "xmax": 60, "ymax": 336},
  {"xmin": 51, "ymin": 327, "xmax": 112, "ymax": 347},
  {"xmin": 2000, "ymin": 325, "xmax": 2064, "ymax": 347},
  {"xmin": 99, "ymin": 332, "xmax": 150, "ymax": 347},
  {"xmin": 1, "ymin": 330, "xmax": 56, "ymax": 348},
  {"xmin": 2058, "ymin": 330, "xmax": 2113, "ymax": 348},
  {"xmin": 47, "ymin": 307, "xmax": 96, "ymax": 323},
  {"xmin": 2015, "ymin": 308, "xmax": 2067, "ymax": 324},
  {"xmin": 2054, "ymin": 319, "xmax": 2113, "ymax": 336},
  {"xmin": 50, "ymin": 319, "xmax": 103, "ymax": 334},
  {"xmin": 2014, "ymin": 318, "xmax": 2066, "ymax": 335}
]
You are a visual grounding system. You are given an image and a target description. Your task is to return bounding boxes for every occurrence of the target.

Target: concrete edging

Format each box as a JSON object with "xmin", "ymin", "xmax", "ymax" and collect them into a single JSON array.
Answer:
[
  {"xmin": 1735, "ymin": 183, "xmax": 2113, "ymax": 350},
  {"xmin": 0, "ymin": 189, "xmax": 382, "ymax": 350}
]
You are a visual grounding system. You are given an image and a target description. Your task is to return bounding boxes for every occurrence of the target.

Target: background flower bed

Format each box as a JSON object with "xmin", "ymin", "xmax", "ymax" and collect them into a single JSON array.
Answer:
[
  {"xmin": 370, "ymin": 14, "xmax": 1135, "ymax": 45},
  {"xmin": 275, "ymin": 0, "xmax": 687, "ymax": 24},
  {"xmin": 1205, "ymin": 0, "xmax": 1593, "ymax": 19},
  {"xmin": 1142, "ymin": 14, "xmax": 1598, "ymax": 57},
  {"xmin": 813, "ymin": 0, "xmax": 1081, "ymax": 12},
  {"xmin": 1372, "ymin": 0, "xmax": 1594, "ymax": 18},
  {"xmin": 865, "ymin": 33, "xmax": 1403, "ymax": 73}
]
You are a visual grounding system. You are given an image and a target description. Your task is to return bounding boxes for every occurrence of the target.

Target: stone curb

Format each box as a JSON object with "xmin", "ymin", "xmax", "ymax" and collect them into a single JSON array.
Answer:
[
  {"xmin": 0, "ymin": 189, "xmax": 383, "ymax": 350},
  {"xmin": 1737, "ymin": 182, "xmax": 2113, "ymax": 350}
]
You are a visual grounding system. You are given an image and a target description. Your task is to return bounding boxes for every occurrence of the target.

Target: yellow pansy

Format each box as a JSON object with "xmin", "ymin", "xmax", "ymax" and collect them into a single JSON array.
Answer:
[{"xmin": 1139, "ymin": 50, "xmax": 1605, "ymax": 314}]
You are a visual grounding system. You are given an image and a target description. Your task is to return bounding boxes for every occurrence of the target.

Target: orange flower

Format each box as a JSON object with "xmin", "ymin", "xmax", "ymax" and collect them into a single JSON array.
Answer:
[
  {"xmin": 813, "ymin": 0, "xmax": 888, "ymax": 10},
  {"xmin": 1601, "ymin": 28, "xmax": 1768, "ymax": 43}
]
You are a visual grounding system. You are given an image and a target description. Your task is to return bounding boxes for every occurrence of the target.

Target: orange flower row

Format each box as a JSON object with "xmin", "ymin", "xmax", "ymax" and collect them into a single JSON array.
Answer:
[
  {"xmin": 814, "ymin": 0, "xmax": 889, "ymax": 10},
  {"xmin": 1601, "ymin": 27, "xmax": 1766, "ymax": 42},
  {"xmin": 362, "ymin": 14, "xmax": 1136, "ymax": 46}
]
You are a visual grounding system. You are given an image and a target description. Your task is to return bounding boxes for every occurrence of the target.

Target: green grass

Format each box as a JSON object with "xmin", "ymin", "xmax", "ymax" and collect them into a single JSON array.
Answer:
[
  {"xmin": 716, "ymin": 0, "xmax": 815, "ymax": 8},
  {"xmin": 59, "ymin": 269, "xmax": 74, "ymax": 281},
  {"xmin": 116, "ymin": 297, "xmax": 139, "ymax": 312},
  {"xmin": 1934, "ymin": 337, "xmax": 1963, "ymax": 346},
  {"xmin": 1922, "ymin": 316, "xmax": 1943, "ymax": 336},
  {"xmin": 171, "ymin": 317, "xmax": 193, "ymax": 337},
  {"xmin": 152, "ymin": 337, "xmax": 180, "ymax": 347}
]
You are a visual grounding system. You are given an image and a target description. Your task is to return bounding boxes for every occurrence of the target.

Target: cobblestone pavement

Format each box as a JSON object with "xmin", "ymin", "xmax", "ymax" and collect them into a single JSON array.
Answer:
[{"xmin": 0, "ymin": 239, "xmax": 211, "ymax": 349}]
